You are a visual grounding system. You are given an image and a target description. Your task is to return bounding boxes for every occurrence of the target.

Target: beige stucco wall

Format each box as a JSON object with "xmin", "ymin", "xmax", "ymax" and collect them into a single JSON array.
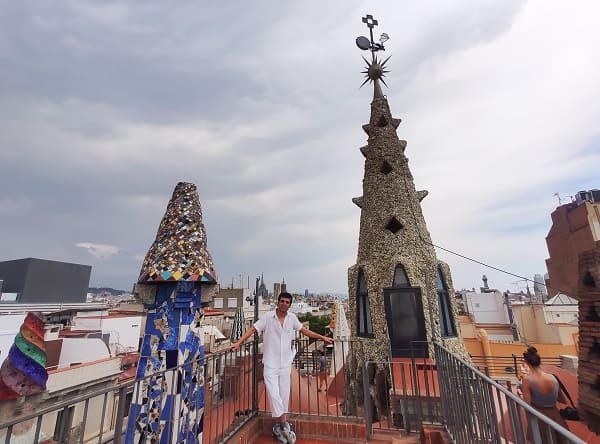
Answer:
[{"xmin": 511, "ymin": 305, "xmax": 577, "ymax": 345}]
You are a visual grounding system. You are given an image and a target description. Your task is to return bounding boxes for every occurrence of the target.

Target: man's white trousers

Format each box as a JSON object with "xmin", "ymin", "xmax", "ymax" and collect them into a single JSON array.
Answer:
[{"xmin": 263, "ymin": 365, "xmax": 292, "ymax": 418}]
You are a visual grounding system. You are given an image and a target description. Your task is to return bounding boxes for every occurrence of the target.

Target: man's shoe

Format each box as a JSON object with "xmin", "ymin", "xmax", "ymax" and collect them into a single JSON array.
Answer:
[
  {"xmin": 280, "ymin": 422, "xmax": 296, "ymax": 444},
  {"xmin": 272, "ymin": 423, "xmax": 287, "ymax": 444}
]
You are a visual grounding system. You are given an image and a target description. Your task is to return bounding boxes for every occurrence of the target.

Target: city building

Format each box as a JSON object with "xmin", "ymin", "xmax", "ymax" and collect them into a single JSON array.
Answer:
[
  {"xmin": 257, "ymin": 274, "xmax": 268, "ymax": 301},
  {"xmin": 0, "ymin": 258, "xmax": 91, "ymax": 303},
  {"xmin": 457, "ymin": 276, "xmax": 578, "ymax": 358},
  {"xmin": 545, "ymin": 189, "xmax": 600, "ymax": 298},
  {"xmin": 0, "ymin": 311, "xmax": 138, "ymax": 443}
]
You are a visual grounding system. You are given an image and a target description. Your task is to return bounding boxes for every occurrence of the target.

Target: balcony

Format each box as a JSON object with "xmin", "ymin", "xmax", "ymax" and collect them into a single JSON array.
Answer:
[{"xmin": 0, "ymin": 341, "xmax": 592, "ymax": 444}]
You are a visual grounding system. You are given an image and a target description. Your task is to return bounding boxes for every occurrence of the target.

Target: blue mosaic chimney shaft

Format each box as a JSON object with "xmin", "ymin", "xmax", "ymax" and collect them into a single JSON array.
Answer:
[{"xmin": 126, "ymin": 182, "xmax": 216, "ymax": 444}]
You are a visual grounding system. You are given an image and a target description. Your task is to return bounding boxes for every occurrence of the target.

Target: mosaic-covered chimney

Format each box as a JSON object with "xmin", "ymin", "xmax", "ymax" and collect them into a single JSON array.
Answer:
[
  {"xmin": 126, "ymin": 182, "xmax": 217, "ymax": 444},
  {"xmin": 576, "ymin": 249, "xmax": 600, "ymax": 434},
  {"xmin": 0, "ymin": 312, "xmax": 47, "ymax": 401},
  {"xmin": 345, "ymin": 15, "xmax": 467, "ymax": 416}
]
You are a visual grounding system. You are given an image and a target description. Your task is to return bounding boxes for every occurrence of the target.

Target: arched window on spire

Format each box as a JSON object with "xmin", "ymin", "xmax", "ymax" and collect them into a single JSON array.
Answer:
[
  {"xmin": 383, "ymin": 263, "xmax": 427, "ymax": 357},
  {"xmin": 357, "ymin": 269, "xmax": 373, "ymax": 337},
  {"xmin": 437, "ymin": 267, "xmax": 457, "ymax": 337},
  {"xmin": 392, "ymin": 264, "xmax": 410, "ymax": 288}
]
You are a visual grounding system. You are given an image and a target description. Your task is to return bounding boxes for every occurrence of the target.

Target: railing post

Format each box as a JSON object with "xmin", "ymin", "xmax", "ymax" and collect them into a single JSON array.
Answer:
[
  {"xmin": 253, "ymin": 278, "xmax": 260, "ymax": 414},
  {"xmin": 362, "ymin": 360, "xmax": 373, "ymax": 440},
  {"xmin": 112, "ymin": 385, "xmax": 128, "ymax": 444},
  {"xmin": 252, "ymin": 338, "xmax": 259, "ymax": 412}
]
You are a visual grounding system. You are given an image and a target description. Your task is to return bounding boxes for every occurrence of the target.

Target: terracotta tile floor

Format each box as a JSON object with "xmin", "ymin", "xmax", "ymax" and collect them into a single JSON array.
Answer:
[
  {"xmin": 252, "ymin": 430, "xmax": 420, "ymax": 444},
  {"xmin": 253, "ymin": 437, "xmax": 342, "ymax": 444}
]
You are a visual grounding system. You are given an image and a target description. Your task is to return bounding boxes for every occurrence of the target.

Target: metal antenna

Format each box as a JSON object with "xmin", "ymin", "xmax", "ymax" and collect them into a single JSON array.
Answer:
[{"xmin": 553, "ymin": 192, "xmax": 563, "ymax": 205}]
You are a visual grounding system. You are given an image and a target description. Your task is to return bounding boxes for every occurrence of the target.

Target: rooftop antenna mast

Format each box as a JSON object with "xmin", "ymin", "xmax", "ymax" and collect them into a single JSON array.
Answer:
[{"xmin": 553, "ymin": 192, "xmax": 563, "ymax": 205}]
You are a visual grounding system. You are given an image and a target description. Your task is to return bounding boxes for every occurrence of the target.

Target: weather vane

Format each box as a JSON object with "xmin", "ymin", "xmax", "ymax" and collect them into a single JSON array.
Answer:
[
  {"xmin": 356, "ymin": 14, "xmax": 391, "ymax": 89},
  {"xmin": 356, "ymin": 14, "xmax": 389, "ymax": 54}
]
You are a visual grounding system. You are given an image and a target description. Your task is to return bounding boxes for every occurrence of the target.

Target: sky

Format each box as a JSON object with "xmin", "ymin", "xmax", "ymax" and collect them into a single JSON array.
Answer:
[{"xmin": 1, "ymin": 1, "xmax": 599, "ymax": 295}]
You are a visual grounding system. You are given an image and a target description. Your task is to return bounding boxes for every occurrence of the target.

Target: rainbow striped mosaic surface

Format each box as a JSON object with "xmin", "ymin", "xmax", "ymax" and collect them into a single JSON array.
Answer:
[{"xmin": 0, "ymin": 312, "xmax": 48, "ymax": 400}]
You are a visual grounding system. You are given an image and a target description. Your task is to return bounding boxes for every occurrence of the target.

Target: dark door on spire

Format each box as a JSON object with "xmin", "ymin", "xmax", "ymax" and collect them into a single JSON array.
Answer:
[{"xmin": 383, "ymin": 287, "xmax": 428, "ymax": 357}]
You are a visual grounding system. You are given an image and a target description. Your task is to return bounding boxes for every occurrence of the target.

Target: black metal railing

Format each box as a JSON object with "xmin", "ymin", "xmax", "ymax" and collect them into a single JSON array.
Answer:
[
  {"xmin": 0, "ymin": 346, "xmax": 257, "ymax": 444},
  {"xmin": 470, "ymin": 354, "xmax": 562, "ymax": 379},
  {"xmin": 203, "ymin": 345, "xmax": 257, "ymax": 444},
  {"xmin": 257, "ymin": 338, "xmax": 359, "ymax": 420},
  {"xmin": 0, "ymin": 379, "xmax": 134, "ymax": 444},
  {"xmin": 0, "ymin": 339, "xmax": 585, "ymax": 444},
  {"xmin": 435, "ymin": 343, "xmax": 584, "ymax": 444},
  {"xmin": 362, "ymin": 342, "xmax": 440, "ymax": 438}
]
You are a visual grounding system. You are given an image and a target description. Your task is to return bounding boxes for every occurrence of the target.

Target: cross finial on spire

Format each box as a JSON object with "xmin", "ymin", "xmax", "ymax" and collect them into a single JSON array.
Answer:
[
  {"xmin": 356, "ymin": 15, "xmax": 391, "ymax": 94},
  {"xmin": 362, "ymin": 14, "xmax": 378, "ymax": 29}
]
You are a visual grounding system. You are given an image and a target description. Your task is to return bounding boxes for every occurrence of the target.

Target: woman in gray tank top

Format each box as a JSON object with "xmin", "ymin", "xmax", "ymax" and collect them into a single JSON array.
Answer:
[{"xmin": 521, "ymin": 346, "xmax": 569, "ymax": 442}]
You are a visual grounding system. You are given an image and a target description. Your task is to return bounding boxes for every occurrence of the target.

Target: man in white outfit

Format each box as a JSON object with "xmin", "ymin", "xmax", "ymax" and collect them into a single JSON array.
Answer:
[{"xmin": 231, "ymin": 292, "xmax": 333, "ymax": 442}]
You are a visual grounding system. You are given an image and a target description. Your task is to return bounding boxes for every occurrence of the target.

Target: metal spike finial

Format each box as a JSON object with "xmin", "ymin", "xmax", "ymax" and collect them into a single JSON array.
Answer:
[{"xmin": 359, "ymin": 54, "xmax": 391, "ymax": 92}]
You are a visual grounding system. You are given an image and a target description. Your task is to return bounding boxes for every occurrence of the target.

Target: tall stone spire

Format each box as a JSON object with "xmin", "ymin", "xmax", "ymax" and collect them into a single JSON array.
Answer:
[{"xmin": 345, "ymin": 14, "xmax": 467, "ymax": 417}]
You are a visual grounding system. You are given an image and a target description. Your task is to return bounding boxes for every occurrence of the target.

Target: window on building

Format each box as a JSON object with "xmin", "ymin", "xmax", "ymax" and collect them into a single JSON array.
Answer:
[
  {"xmin": 123, "ymin": 391, "xmax": 133, "ymax": 418},
  {"xmin": 0, "ymin": 292, "xmax": 18, "ymax": 302},
  {"xmin": 437, "ymin": 267, "xmax": 457, "ymax": 337},
  {"xmin": 227, "ymin": 298, "xmax": 237, "ymax": 308},
  {"xmin": 392, "ymin": 264, "xmax": 410, "ymax": 287},
  {"xmin": 357, "ymin": 269, "xmax": 373, "ymax": 337},
  {"xmin": 214, "ymin": 298, "xmax": 223, "ymax": 309}
]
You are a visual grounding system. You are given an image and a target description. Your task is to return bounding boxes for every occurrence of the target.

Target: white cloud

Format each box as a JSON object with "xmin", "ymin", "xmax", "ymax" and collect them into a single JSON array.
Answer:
[{"xmin": 76, "ymin": 242, "xmax": 122, "ymax": 259}]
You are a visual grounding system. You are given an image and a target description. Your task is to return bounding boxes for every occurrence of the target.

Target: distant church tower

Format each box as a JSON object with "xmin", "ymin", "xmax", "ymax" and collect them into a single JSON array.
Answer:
[
  {"xmin": 273, "ymin": 278, "xmax": 286, "ymax": 298},
  {"xmin": 257, "ymin": 273, "xmax": 269, "ymax": 300},
  {"xmin": 345, "ymin": 15, "xmax": 467, "ymax": 415}
]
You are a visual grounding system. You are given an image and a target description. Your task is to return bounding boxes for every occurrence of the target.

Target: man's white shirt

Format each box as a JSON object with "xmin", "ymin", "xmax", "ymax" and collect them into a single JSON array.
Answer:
[{"xmin": 254, "ymin": 310, "xmax": 302, "ymax": 368}]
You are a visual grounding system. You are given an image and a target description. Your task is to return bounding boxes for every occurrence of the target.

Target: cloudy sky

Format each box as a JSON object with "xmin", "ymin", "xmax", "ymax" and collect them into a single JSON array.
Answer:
[{"xmin": 1, "ymin": 1, "xmax": 598, "ymax": 294}]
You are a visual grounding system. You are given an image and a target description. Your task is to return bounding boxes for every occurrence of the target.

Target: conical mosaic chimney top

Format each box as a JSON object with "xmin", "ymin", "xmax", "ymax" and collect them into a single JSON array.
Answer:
[{"xmin": 138, "ymin": 182, "xmax": 216, "ymax": 283}]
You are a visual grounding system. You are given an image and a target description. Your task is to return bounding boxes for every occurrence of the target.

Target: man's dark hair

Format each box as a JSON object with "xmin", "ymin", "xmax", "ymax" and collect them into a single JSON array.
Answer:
[{"xmin": 278, "ymin": 292, "xmax": 293, "ymax": 303}]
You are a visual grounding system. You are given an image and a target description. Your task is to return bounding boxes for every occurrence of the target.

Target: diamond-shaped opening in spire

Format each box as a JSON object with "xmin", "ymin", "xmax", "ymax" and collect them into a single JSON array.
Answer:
[
  {"xmin": 380, "ymin": 161, "xmax": 393, "ymax": 175},
  {"xmin": 377, "ymin": 115, "xmax": 388, "ymax": 127},
  {"xmin": 385, "ymin": 217, "xmax": 403, "ymax": 234}
]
